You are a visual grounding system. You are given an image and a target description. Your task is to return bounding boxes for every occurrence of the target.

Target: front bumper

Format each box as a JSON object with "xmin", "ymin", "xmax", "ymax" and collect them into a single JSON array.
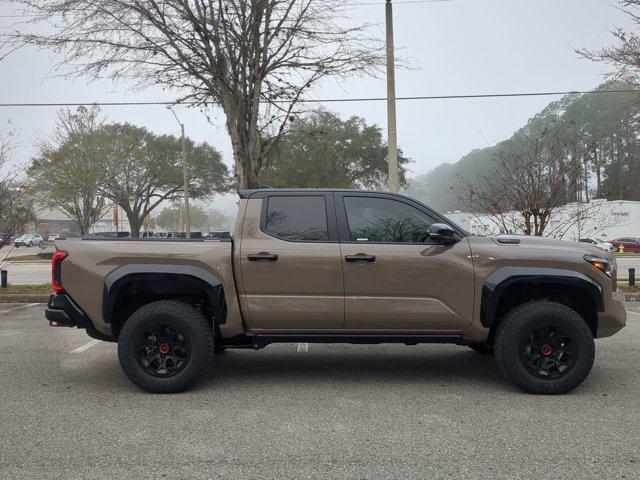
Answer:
[
  {"xmin": 45, "ymin": 293, "xmax": 91, "ymax": 328},
  {"xmin": 596, "ymin": 290, "xmax": 627, "ymax": 338}
]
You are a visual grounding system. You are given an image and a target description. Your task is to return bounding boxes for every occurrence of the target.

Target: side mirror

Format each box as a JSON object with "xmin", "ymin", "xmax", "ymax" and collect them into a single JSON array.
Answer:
[{"xmin": 429, "ymin": 223, "xmax": 456, "ymax": 245}]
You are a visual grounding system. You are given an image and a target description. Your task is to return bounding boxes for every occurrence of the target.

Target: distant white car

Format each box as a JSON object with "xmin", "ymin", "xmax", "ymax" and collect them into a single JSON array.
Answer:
[
  {"xmin": 14, "ymin": 234, "xmax": 44, "ymax": 248},
  {"xmin": 578, "ymin": 238, "xmax": 614, "ymax": 252}
]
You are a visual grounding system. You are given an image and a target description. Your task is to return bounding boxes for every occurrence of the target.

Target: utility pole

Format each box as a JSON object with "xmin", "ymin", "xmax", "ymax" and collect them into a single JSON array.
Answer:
[
  {"xmin": 168, "ymin": 107, "xmax": 191, "ymax": 238},
  {"xmin": 386, "ymin": 0, "xmax": 399, "ymax": 193}
]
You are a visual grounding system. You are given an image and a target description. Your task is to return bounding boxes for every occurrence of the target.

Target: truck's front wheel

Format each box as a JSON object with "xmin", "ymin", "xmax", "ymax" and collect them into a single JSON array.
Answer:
[
  {"xmin": 494, "ymin": 301, "xmax": 595, "ymax": 394},
  {"xmin": 117, "ymin": 300, "xmax": 214, "ymax": 393}
]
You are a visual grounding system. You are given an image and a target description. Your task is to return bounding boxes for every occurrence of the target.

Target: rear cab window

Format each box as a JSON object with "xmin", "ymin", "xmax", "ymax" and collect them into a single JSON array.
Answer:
[{"xmin": 263, "ymin": 196, "xmax": 329, "ymax": 242}]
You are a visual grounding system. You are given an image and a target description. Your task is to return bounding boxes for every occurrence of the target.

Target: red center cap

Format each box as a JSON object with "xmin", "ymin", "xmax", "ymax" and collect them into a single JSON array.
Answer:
[
  {"xmin": 541, "ymin": 344, "xmax": 553, "ymax": 356},
  {"xmin": 158, "ymin": 343, "xmax": 170, "ymax": 355}
]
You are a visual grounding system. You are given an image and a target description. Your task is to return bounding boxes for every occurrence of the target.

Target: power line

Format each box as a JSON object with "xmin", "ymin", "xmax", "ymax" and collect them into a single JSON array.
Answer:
[
  {"xmin": 350, "ymin": 0, "xmax": 450, "ymax": 5},
  {"xmin": 0, "ymin": 0, "xmax": 450, "ymax": 17},
  {"xmin": 0, "ymin": 89, "xmax": 638, "ymax": 108}
]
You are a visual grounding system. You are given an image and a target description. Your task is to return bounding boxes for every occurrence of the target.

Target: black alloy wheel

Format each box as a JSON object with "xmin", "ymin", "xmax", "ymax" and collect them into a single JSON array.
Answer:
[
  {"xmin": 118, "ymin": 300, "xmax": 215, "ymax": 393},
  {"xmin": 520, "ymin": 324, "xmax": 577, "ymax": 379},
  {"xmin": 135, "ymin": 324, "xmax": 191, "ymax": 378},
  {"xmin": 494, "ymin": 301, "xmax": 595, "ymax": 394}
]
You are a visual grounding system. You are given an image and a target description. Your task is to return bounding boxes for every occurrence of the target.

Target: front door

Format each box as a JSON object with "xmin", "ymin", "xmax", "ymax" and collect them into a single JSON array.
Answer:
[
  {"xmin": 336, "ymin": 193, "xmax": 475, "ymax": 332},
  {"xmin": 239, "ymin": 193, "xmax": 344, "ymax": 331}
]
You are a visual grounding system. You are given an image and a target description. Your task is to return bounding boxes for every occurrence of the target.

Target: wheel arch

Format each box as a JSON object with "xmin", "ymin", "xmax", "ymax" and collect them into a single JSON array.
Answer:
[
  {"xmin": 481, "ymin": 267, "xmax": 604, "ymax": 336},
  {"xmin": 103, "ymin": 264, "xmax": 226, "ymax": 338}
]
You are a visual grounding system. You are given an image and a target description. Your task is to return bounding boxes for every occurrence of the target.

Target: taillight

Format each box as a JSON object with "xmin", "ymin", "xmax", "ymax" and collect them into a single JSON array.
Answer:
[{"xmin": 52, "ymin": 250, "xmax": 68, "ymax": 293}]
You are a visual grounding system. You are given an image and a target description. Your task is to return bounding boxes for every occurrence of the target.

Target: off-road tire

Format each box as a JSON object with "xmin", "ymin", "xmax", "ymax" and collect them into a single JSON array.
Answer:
[
  {"xmin": 118, "ymin": 300, "xmax": 214, "ymax": 393},
  {"xmin": 468, "ymin": 343, "xmax": 494, "ymax": 355},
  {"xmin": 494, "ymin": 301, "xmax": 595, "ymax": 395}
]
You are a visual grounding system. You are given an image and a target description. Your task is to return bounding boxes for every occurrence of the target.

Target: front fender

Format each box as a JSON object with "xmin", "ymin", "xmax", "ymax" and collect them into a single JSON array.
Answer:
[{"xmin": 481, "ymin": 267, "xmax": 604, "ymax": 328}]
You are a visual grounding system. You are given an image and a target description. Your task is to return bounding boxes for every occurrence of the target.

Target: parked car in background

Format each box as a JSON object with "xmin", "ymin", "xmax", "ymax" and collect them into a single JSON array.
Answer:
[
  {"xmin": 14, "ymin": 234, "xmax": 43, "ymax": 247},
  {"xmin": 88, "ymin": 231, "xmax": 131, "ymax": 238},
  {"xmin": 154, "ymin": 231, "xmax": 181, "ymax": 238},
  {"xmin": 579, "ymin": 238, "xmax": 614, "ymax": 252},
  {"xmin": 609, "ymin": 237, "xmax": 640, "ymax": 253},
  {"xmin": 208, "ymin": 231, "xmax": 232, "ymax": 240},
  {"xmin": 154, "ymin": 231, "xmax": 203, "ymax": 239}
]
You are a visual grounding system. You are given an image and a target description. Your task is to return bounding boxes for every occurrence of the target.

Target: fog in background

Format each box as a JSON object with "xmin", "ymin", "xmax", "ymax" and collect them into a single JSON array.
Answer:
[{"xmin": 0, "ymin": 0, "xmax": 630, "ymax": 215}]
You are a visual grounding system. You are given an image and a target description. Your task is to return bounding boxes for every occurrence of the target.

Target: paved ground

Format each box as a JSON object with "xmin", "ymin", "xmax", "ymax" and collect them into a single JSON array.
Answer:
[
  {"xmin": 0, "ymin": 304, "xmax": 639, "ymax": 479},
  {"xmin": 0, "ymin": 243, "xmax": 54, "ymax": 258},
  {"xmin": 617, "ymin": 255, "xmax": 640, "ymax": 279},
  {"xmin": 0, "ymin": 261, "xmax": 50, "ymax": 285}
]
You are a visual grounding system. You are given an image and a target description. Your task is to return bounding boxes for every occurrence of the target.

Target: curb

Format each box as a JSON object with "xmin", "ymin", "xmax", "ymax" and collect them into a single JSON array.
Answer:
[{"xmin": 0, "ymin": 294, "xmax": 50, "ymax": 303}]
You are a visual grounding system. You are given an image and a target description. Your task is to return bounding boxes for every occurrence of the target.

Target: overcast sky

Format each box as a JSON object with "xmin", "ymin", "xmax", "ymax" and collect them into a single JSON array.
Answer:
[{"xmin": 0, "ymin": 0, "xmax": 631, "ymax": 215}]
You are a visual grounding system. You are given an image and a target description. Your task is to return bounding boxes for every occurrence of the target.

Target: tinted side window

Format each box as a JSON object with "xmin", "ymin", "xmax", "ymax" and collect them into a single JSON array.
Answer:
[
  {"xmin": 265, "ymin": 196, "xmax": 328, "ymax": 241},
  {"xmin": 343, "ymin": 196, "xmax": 436, "ymax": 243}
]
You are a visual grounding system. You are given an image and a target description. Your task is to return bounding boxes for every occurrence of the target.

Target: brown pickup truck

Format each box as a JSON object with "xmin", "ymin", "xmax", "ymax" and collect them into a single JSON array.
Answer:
[{"xmin": 45, "ymin": 189, "xmax": 626, "ymax": 394}]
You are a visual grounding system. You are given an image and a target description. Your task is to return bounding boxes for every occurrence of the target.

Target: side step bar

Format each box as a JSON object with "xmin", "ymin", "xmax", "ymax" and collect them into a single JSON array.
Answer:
[{"xmin": 247, "ymin": 334, "xmax": 464, "ymax": 350}]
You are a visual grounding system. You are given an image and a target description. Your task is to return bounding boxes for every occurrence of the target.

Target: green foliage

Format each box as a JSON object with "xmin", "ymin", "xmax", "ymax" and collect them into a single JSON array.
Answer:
[
  {"xmin": 29, "ymin": 106, "xmax": 229, "ymax": 237},
  {"xmin": 156, "ymin": 204, "xmax": 209, "ymax": 231},
  {"xmin": 406, "ymin": 81, "xmax": 640, "ymax": 211},
  {"xmin": 156, "ymin": 205, "xmax": 232, "ymax": 233},
  {"xmin": 29, "ymin": 106, "xmax": 107, "ymax": 234},
  {"xmin": 207, "ymin": 209, "xmax": 232, "ymax": 231},
  {"xmin": 259, "ymin": 110, "xmax": 411, "ymax": 189}
]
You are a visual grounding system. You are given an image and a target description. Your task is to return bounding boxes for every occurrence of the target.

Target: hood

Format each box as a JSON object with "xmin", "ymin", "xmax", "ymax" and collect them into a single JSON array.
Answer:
[{"xmin": 488, "ymin": 234, "xmax": 614, "ymax": 260}]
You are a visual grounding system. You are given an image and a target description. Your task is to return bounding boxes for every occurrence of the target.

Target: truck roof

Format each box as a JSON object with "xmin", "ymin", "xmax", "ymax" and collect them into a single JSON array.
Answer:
[{"xmin": 238, "ymin": 188, "xmax": 406, "ymax": 199}]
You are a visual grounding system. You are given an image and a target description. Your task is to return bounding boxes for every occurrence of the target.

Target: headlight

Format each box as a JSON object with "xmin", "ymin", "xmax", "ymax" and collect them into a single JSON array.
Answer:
[{"xmin": 584, "ymin": 254, "xmax": 613, "ymax": 277}]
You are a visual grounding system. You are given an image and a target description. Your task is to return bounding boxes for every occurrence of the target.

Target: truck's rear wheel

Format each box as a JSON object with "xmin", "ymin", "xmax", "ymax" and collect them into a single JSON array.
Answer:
[
  {"xmin": 117, "ymin": 300, "xmax": 214, "ymax": 393},
  {"xmin": 494, "ymin": 301, "xmax": 595, "ymax": 394}
]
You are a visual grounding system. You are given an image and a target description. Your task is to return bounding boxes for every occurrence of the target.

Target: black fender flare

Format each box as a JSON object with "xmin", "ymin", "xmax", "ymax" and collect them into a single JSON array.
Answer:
[
  {"xmin": 102, "ymin": 264, "xmax": 224, "ymax": 324},
  {"xmin": 481, "ymin": 267, "xmax": 604, "ymax": 328}
]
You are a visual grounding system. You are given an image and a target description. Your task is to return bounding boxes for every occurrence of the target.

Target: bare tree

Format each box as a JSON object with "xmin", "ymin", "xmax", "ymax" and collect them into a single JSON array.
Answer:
[
  {"xmin": 458, "ymin": 127, "xmax": 583, "ymax": 237},
  {"xmin": 0, "ymin": 122, "xmax": 34, "ymax": 251},
  {"xmin": 2, "ymin": 1, "xmax": 383, "ymax": 188},
  {"xmin": 578, "ymin": 1, "xmax": 640, "ymax": 85},
  {"xmin": 30, "ymin": 106, "xmax": 108, "ymax": 235}
]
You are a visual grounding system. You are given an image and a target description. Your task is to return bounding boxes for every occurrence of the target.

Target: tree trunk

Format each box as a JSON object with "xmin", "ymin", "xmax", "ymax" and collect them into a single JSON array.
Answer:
[
  {"xmin": 522, "ymin": 212, "xmax": 532, "ymax": 235},
  {"xmin": 594, "ymin": 147, "xmax": 602, "ymax": 198},
  {"xmin": 225, "ymin": 117, "xmax": 261, "ymax": 189},
  {"xmin": 583, "ymin": 157, "xmax": 590, "ymax": 203},
  {"xmin": 124, "ymin": 209, "xmax": 142, "ymax": 238},
  {"xmin": 80, "ymin": 218, "xmax": 90, "ymax": 235}
]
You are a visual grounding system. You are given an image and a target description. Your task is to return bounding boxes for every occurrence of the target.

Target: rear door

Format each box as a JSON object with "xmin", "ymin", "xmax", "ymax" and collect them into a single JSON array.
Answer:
[
  {"xmin": 335, "ymin": 192, "xmax": 475, "ymax": 332},
  {"xmin": 239, "ymin": 192, "xmax": 344, "ymax": 331}
]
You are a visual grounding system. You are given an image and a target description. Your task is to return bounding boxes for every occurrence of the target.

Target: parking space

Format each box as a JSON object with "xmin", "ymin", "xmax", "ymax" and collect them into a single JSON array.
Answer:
[{"xmin": 1, "ymin": 303, "xmax": 639, "ymax": 479}]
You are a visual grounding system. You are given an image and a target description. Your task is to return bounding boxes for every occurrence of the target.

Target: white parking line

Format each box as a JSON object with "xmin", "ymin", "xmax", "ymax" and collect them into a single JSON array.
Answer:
[
  {"xmin": 71, "ymin": 339, "xmax": 101, "ymax": 353},
  {"xmin": 297, "ymin": 342, "xmax": 309, "ymax": 352},
  {"xmin": 628, "ymin": 311, "xmax": 640, "ymax": 318},
  {"xmin": 0, "ymin": 303, "xmax": 43, "ymax": 314}
]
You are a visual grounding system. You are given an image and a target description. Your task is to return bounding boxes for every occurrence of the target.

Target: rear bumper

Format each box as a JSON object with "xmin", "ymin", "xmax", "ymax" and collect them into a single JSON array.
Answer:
[{"xmin": 45, "ymin": 293, "xmax": 91, "ymax": 328}]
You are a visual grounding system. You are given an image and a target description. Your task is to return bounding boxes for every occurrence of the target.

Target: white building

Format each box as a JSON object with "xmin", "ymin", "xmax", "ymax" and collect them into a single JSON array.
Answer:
[
  {"xmin": 445, "ymin": 200, "xmax": 640, "ymax": 242},
  {"xmin": 34, "ymin": 207, "xmax": 131, "ymax": 236}
]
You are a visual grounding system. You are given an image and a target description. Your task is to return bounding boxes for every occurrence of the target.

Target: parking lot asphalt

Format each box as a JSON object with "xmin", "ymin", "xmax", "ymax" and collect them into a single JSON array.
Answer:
[{"xmin": 1, "ymin": 303, "xmax": 639, "ymax": 480}]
